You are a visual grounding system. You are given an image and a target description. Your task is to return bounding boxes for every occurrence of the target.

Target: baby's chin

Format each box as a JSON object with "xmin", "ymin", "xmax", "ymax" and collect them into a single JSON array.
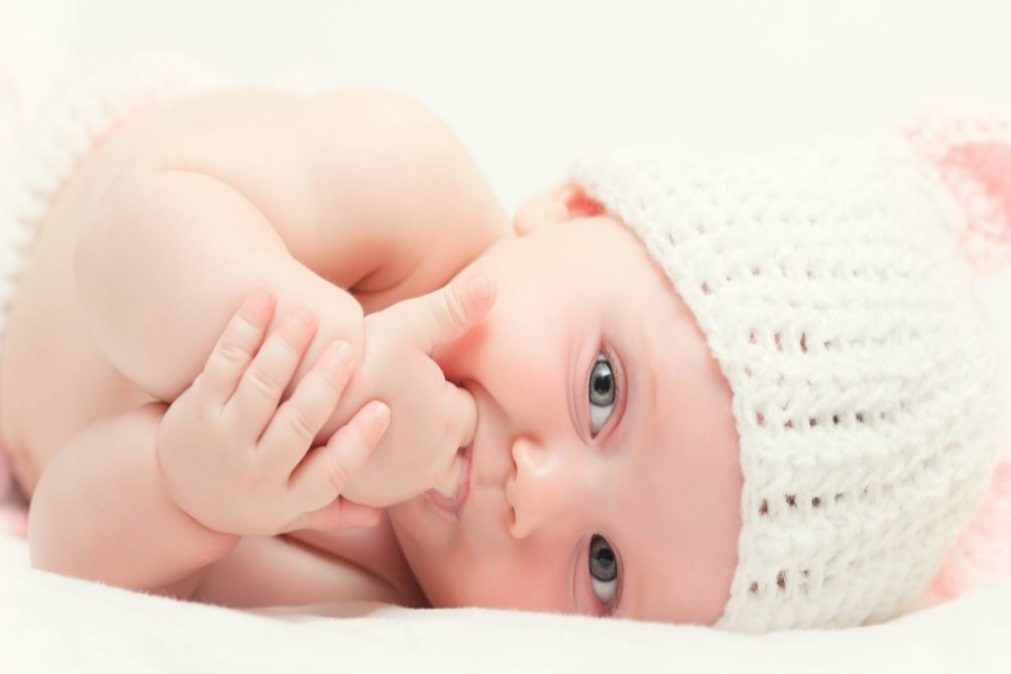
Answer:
[{"xmin": 383, "ymin": 502, "xmax": 456, "ymax": 605}]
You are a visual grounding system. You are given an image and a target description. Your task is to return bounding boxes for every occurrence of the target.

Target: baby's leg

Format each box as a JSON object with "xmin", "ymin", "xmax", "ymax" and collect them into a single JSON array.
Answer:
[{"xmin": 29, "ymin": 401, "xmax": 236, "ymax": 597}]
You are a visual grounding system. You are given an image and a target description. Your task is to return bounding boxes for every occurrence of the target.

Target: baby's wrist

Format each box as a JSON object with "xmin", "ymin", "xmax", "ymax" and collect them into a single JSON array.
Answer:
[{"xmin": 153, "ymin": 422, "xmax": 238, "ymax": 543}]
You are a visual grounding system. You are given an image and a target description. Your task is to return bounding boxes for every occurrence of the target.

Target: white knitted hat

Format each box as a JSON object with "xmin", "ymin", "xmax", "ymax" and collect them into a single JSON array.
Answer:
[{"xmin": 568, "ymin": 105, "xmax": 1011, "ymax": 632}]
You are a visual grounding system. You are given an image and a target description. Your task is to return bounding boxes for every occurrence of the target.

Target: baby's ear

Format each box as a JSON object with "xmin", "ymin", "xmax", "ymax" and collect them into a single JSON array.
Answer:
[
  {"xmin": 514, "ymin": 183, "xmax": 604, "ymax": 236},
  {"xmin": 899, "ymin": 104, "xmax": 1011, "ymax": 275}
]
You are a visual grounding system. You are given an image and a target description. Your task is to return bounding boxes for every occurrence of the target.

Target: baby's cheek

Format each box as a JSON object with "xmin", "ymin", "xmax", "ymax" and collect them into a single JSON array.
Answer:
[{"xmin": 453, "ymin": 541, "xmax": 570, "ymax": 612}]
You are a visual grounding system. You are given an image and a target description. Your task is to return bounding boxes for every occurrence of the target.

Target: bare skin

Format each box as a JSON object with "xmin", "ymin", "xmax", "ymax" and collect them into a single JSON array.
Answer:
[
  {"xmin": 3, "ymin": 87, "xmax": 981, "ymax": 620},
  {"xmin": 1, "ymin": 88, "xmax": 509, "ymax": 607}
]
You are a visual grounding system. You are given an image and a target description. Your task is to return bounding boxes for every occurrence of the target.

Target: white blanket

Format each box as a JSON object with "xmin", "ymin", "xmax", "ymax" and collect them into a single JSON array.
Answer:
[{"xmin": 1, "ymin": 534, "xmax": 1010, "ymax": 673}]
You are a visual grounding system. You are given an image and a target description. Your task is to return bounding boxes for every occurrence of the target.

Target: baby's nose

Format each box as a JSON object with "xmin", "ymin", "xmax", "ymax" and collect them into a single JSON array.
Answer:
[{"xmin": 506, "ymin": 437, "xmax": 583, "ymax": 539}]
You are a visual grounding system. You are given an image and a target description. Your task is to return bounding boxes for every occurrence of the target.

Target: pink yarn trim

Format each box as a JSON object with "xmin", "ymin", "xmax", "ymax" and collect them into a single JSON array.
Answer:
[
  {"xmin": 902, "ymin": 105, "xmax": 1011, "ymax": 597},
  {"xmin": 0, "ymin": 442, "xmax": 27, "ymax": 537},
  {"xmin": 940, "ymin": 143, "xmax": 1011, "ymax": 274},
  {"xmin": 928, "ymin": 441, "xmax": 1011, "ymax": 599},
  {"xmin": 0, "ymin": 443, "xmax": 12, "ymax": 502},
  {"xmin": 899, "ymin": 103, "xmax": 1011, "ymax": 275},
  {"xmin": 0, "ymin": 507, "xmax": 27, "ymax": 537}
]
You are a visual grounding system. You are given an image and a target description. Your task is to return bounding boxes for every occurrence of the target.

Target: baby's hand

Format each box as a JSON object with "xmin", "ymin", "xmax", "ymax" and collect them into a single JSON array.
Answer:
[
  {"xmin": 336, "ymin": 272, "xmax": 496, "ymax": 507},
  {"xmin": 155, "ymin": 287, "xmax": 391, "ymax": 537}
]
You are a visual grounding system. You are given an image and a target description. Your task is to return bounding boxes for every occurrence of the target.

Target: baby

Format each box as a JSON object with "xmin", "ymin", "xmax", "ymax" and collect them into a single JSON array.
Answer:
[{"xmin": 2, "ymin": 60, "xmax": 1010, "ymax": 632}]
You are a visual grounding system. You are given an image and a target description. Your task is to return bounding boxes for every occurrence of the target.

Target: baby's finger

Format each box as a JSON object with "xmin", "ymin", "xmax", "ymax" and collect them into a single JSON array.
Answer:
[
  {"xmin": 256, "ymin": 340, "xmax": 356, "ymax": 476},
  {"xmin": 224, "ymin": 304, "xmax": 318, "ymax": 440},
  {"xmin": 287, "ymin": 400, "xmax": 391, "ymax": 513},
  {"xmin": 405, "ymin": 272, "xmax": 496, "ymax": 354},
  {"xmin": 195, "ymin": 286, "xmax": 275, "ymax": 409},
  {"xmin": 443, "ymin": 380, "xmax": 478, "ymax": 451},
  {"xmin": 285, "ymin": 498, "xmax": 383, "ymax": 533}
]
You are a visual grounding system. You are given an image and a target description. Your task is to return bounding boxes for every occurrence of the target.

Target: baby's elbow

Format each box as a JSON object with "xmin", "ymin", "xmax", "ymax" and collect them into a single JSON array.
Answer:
[{"xmin": 73, "ymin": 159, "xmax": 157, "ymax": 343}]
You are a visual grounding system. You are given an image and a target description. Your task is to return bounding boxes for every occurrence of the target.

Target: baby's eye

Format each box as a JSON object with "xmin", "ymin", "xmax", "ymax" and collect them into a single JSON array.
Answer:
[
  {"xmin": 588, "ymin": 354, "xmax": 616, "ymax": 436},
  {"xmin": 589, "ymin": 534, "xmax": 620, "ymax": 610}
]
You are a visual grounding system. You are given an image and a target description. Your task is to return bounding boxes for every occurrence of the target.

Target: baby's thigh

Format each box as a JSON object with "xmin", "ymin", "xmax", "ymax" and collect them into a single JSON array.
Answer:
[{"xmin": 10, "ymin": 395, "xmax": 149, "ymax": 499}]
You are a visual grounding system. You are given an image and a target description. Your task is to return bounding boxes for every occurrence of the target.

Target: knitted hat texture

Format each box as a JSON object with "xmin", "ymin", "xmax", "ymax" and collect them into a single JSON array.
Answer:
[{"xmin": 569, "ymin": 107, "xmax": 1011, "ymax": 632}]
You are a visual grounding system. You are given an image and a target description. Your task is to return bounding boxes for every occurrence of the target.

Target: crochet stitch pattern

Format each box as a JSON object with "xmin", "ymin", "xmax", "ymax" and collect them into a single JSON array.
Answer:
[{"xmin": 570, "ymin": 113, "xmax": 1010, "ymax": 631}]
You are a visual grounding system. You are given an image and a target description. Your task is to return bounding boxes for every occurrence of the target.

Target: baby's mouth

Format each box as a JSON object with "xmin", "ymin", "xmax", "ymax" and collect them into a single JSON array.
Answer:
[
  {"xmin": 432, "ymin": 450, "xmax": 465, "ymax": 497},
  {"xmin": 424, "ymin": 444, "xmax": 473, "ymax": 516},
  {"xmin": 424, "ymin": 378, "xmax": 478, "ymax": 515}
]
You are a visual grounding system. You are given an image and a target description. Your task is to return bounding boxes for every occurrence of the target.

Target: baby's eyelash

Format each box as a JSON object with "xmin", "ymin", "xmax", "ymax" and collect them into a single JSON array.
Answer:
[
  {"xmin": 591, "ymin": 343, "xmax": 624, "ymax": 436},
  {"xmin": 587, "ymin": 534, "xmax": 623, "ymax": 617}
]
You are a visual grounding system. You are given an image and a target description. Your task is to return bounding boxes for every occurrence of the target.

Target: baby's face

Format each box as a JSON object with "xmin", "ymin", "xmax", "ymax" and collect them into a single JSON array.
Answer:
[{"xmin": 388, "ymin": 187, "xmax": 742, "ymax": 623}]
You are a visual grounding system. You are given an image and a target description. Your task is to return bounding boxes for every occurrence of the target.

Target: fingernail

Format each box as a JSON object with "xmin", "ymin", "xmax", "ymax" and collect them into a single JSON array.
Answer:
[
  {"xmin": 250, "ymin": 285, "xmax": 273, "ymax": 307},
  {"xmin": 295, "ymin": 305, "xmax": 317, "ymax": 328},
  {"xmin": 242, "ymin": 285, "xmax": 274, "ymax": 325},
  {"xmin": 366, "ymin": 402, "xmax": 391, "ymax": 441},
  {"xmin": 320, "ymin": 341, "xmax": 353, "ymax": 372}
]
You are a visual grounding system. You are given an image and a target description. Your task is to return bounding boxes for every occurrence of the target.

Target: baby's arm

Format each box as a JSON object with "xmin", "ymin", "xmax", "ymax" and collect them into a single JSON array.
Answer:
[
  {"xmin": 32, "ymin": 90, "xmax": 503, "ymax": 591},
  {"xmin": 75, "ymin": 89, "xmax": 505, "ymax": 428},
  {"xmin": 75, "ymin": 164, "xmax": 364, "ymax": 408},
  {"xmin": 31, "ymin": 156, "xmax": 356, "ymax": 592},
  {"xmin": 30, "ymin": 288, "xmax": 389, "ymax": 596}
]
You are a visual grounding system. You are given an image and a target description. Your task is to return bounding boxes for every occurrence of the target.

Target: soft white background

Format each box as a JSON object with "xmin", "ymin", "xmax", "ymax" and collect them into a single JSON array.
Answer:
[
  {"xmin": 4, "ymin": 0, "xmax": 1011, "ymax": 206},
  {"xmin": 1, "ymin": 0, "xmax": 1010, "ymax": 390}
]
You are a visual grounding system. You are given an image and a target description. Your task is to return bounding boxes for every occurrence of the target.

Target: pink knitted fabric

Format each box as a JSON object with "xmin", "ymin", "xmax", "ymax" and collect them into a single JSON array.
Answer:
[
  {"xmin": 928, "ymin": 445, "xmax": 1011, "ymax": 599},
  {"xmin": 900, "ymin": 102, "xmax": 1011, "ymax": 275},
  {"xmin": 0, "ymin": 61, "xmax": 28, "ymax": 538},
  {"xmin": 0, "ymin": 443, "xmax": 27, "ymax": 537},
  {"xmin": 0, "ymin": 57, "xmax": 222, "ymax": 541},
  {"xmin": 902, "ymin": 104, "xmax": 1011, "ymax": 599}
]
